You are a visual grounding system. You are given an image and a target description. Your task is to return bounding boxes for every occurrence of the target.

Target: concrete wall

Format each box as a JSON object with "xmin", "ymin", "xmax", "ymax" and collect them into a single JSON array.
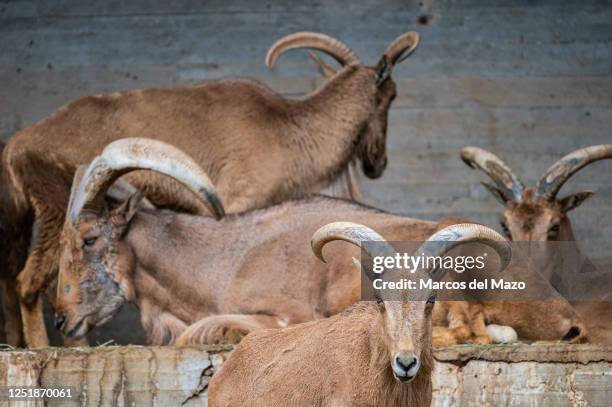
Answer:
[
  {"xmin": 1, "ymin": 344, "xmax": 610, "ymax": 406},
  {"xmin": 2, "ymin": 0, "xmax": 611, "ymax": 255},
  {"xmin": 1, "ymin": 0, "xmax": 611, "ymax": 344}
]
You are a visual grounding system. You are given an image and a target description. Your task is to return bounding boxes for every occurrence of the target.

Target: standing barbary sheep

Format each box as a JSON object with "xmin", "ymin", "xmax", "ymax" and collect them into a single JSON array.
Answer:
[
  {"xmin": 3, "ymin": 31, "xmax": 420, "ymax": 346},
  {"xmin": 208, "ymin": 222, "xmax": 511, "ymax": 407},
  {"xmin": 54, "ymin": 139, "xmax": 585, "ymax": 346},
  {"xmin": 461, "ymin": 145, "xmax": 612, "ymax": 343}
]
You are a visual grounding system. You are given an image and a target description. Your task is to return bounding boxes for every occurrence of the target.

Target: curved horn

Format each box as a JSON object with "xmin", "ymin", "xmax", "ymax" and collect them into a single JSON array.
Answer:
[
  {"xmin": 416, "ymin": 223, "xmax": 511, "ymax": 280},
  {"xmin": 68, "ymin": 167, "xmax": 155, "ymax": 210},
  {"xmin": 536, "ymin": 145, "xmax": 612, "ymax": 200},
  {"xmin": 384, "ymin": 32, "xmax": 420, "ymax": 65},
  {"xmin": 69, "ymin": 138, "xmax": 225, "ymax": 224},
  {"xmin": 68, "ymin": 166, "xmax": 87, "ymax": 217},
  {"xmin": 266, "ymin": 32, "xmax": 359, "ymax": 69},
  {"xmin": 461, "ymin": 147, "xmax": 524, "ymax": 202},
  {"xmin": 311, "ymin": 221, "xmax": 396, "ymax": 263}
]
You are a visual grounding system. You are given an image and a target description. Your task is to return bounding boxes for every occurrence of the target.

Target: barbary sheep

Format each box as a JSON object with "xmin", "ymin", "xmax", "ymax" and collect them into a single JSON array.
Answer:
[
  {"xmin": 54, "ymin": 138, "xmax": 585, "ymax": 346},
  {"xmin": 4, "ymin": 31, "xmax": 420, "ymax": 346},
  {"xmin": 207, "ymin": 222, "xmax": 510, "ymax": 407},
  {"xmin": 461, "ymin": 145, "xmax": 611, "ymax": 343}
]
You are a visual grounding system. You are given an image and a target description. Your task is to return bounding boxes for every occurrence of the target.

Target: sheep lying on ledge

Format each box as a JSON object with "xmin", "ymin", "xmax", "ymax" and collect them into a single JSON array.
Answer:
[
  {"xmin": 208, "ymin": 222, "xmax": 510, "ymax": 407},
  {"xmin": 54, "ymin": 139, "xmax": 585, "ymax": 347},
  {"xmin": 461, "ymin": 145, "xmax": 612, "ymax": 344}
]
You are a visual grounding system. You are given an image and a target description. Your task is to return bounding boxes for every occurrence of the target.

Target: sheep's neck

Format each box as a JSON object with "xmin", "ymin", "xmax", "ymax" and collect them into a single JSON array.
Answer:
[
  {"xmin": 287, "ymin": 68, "xmax": 374, "ymax": 192},
  {"xmin": 127, "ymin": 213, "xmax": 219, "ymax": 341}
]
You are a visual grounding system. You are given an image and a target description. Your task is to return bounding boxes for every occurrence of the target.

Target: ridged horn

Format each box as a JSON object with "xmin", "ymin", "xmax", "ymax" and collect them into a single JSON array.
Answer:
[
  {"xmin": 311, "ymin": 222, "xmax": 396, "ymax": 263},
  {"xmin": 69, "ymin": 167, "xmax": 155, "ymax": 210},
  {"xmin": 266, "ymin": 32, "xmax": 359, "ymax": 69},
  {"xmin": 384, "ymin": 32, "xmax": 420, "ymax": 65},
  {"xmin": 461, "ymin": 146, "xmax": 524, "ymax": 202},
  {"xmin": 536, "ymin": 145, "xmax": 612, "ymax": 200},
  {"xmin": 416, "ymin": 223, "xmax": 511, "ymax": 280},
  {"xmin": 68, "ymin": 138, "xmax": 225, "ymax": 224}
]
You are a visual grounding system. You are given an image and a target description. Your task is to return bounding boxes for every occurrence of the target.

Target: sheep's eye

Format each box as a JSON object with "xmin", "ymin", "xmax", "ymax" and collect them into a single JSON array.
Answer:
[
  {"xmin": 83, "ymin": 237, "xmax": 97, "ymax": 247},
  {"xmin": 426, "ymin": 294, "xmax": 436, "ymax": 305},
  {"xmin": 549, "ymin": 224, "xmax": 560, "ymax": 233}
]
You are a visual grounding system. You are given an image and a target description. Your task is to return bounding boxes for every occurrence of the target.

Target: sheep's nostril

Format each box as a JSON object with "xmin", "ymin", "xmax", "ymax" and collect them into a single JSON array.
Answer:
[
  {"xmin": 395, "ymin": 354, "xmax": 418, "ymax": 372},
  {"xmin": 54, "ymin": 313, "xmax": 66, "ymax": 330},
  {"xmin": 562, "ymin": 326, "xmax": 581, "ymax": 341}
]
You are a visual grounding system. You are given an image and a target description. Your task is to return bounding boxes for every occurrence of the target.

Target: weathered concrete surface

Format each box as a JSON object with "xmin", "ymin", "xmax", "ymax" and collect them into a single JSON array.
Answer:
[
  {"xmin": 0, "ymin": 344, "xmax": 610, "ymax": 406},
  {"xmin": 433, "ymin": 344, "xmax": 612, "ymax": 407},
  {"xmin": 0, "ymin": 345, "xmax": 233, "ymax": 406}
]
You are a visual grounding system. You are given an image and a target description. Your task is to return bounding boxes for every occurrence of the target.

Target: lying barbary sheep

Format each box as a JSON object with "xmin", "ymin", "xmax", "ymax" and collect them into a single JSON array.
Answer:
[
  {"xmin": 208, "ymin": 222, "xmax": 510, "ymax": 407},
  {"xmin": 54, "ymin": 139, "xmax": 585, "ymax": 346},
  {"xmin": 4, "ymin": 31, "xmax": 420, "ymax": 346},
  {"xmin": 462, "ymin": 145, "xmax": 612, "ymax": 343}
]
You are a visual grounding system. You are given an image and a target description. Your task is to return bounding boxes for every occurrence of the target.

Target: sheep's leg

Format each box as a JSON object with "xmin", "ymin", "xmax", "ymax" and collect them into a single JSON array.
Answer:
[
  {"xmin": 17, "ymin": 207, "xmax": 64, "ymax": 347},
  {"xmin": 9, "ymin": 152, "xmax": 76, "ymax": 347},
  {"xmin": 432, "ymin": 327, "xmax": 461, "ymax": 347},
  {"xmin": 18, "ymin": 295, "xmax": 47, "ymax": 347},
  {"xmin": 0, "ymin": 278, "xmax": 23, "ymax": 346},
  {"xmin": 432, "ymin": 302, "xmax": 473, "ymax": 348},
  {"xmin": 468, "ymin": 311, "xmax": 492, "ymax": 345},
  {"xmin": 176, "ymin": 314, "xmax": 287, "ymax": 346},
  {"xmin": 18, "ymin": 248, "xmax": 50, "ymax": 348}
]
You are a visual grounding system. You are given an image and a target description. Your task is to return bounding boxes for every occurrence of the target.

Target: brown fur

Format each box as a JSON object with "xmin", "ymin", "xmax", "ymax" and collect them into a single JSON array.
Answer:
[
  {"xmin": 500, "ymin": 189, "xmax": 574, "ymax": 244},
  {"xmin": 426, "ymin": 216, "xmax": 586, "ymax": 345},
  {"xmin": 209, "ymin": 302, "xmax": 434, "ymax": 407},
  {"xmin": 55, "ymin": 196, "xmax": 583, "ymax": 346},
  {"xmin": 0, "ymin": 141, "xmax": 33, "ymax": 345},
  {"xmin": 4, "ymin": 43, "xmax": 401, "ymax": 346},
  {"xmin": 471, "ymin": 152, "xmax": 610, "ymax": 343},
  {"xmin": 574, "ymin": 301, "xmax": 612, "ymax": 345}
]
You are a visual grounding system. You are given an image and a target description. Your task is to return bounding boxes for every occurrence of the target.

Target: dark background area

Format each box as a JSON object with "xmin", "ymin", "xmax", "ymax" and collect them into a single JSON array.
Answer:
[{"xmin": 1, "ymin": 0, "xmax": 611, "ymax": 345}]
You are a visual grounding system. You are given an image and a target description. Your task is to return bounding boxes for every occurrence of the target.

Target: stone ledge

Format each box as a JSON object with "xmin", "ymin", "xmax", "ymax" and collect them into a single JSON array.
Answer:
[{"xmin": 1, "ymin": 344, "xmax": 610, "ymax": 406}]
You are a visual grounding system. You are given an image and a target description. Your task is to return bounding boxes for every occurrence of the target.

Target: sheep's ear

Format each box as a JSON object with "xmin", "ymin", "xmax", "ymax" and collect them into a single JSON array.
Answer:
[
  {"xmin": 111, "ymin": 192, "xmax": 144, "ymax": 226},
  {"xmin": 481, "ymin": 182, "xmax": 509, "ymax": 205},
  {"xmin": 375, "ymin": 55, "xmax": 392, "ymax": 86},
  {"xmin": 559, "ymin": 191, "xmax": 594, "ymax": 213}
]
